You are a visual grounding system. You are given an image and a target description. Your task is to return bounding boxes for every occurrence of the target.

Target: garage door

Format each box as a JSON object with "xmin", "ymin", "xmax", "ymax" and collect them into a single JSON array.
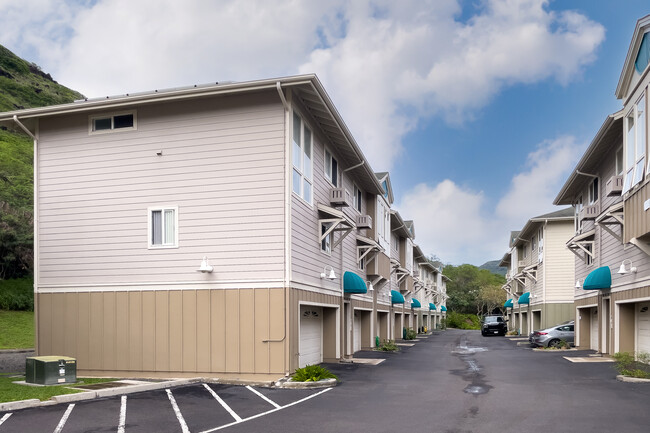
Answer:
[
  {"xmin": 637, "ymin": 302, "xmax": 650, "ymax": 354},
  {"xmin": 299, "ymin": 306, "xmax": 322, "ymax": 368},
  {"xmin": 353, "ymin": 311, "xmax": 362, "ymax": 353},
  {"xmin": 590, "ymin": 308, "xmax": 598, "ymax": 351}
]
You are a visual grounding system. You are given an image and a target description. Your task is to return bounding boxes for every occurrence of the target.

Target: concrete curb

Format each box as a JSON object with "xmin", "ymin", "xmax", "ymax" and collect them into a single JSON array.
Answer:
[
  {"xmin": 532, "ymin": 348, "xmax": 578, "ymax": 352},
  {"xmin": 0, "ymin": 399, "xmax": 41, "ymax": 412},
  {"xmin": 616, "ymin": 374, "xmax": 650, "ymax": 383},
  {"xmin": 275, "ymin": 378, "xmax": 337, "ymax": 389},
  {"xmin": 0, "ymin": 349, "xmax": 35, "ymax": 354}
]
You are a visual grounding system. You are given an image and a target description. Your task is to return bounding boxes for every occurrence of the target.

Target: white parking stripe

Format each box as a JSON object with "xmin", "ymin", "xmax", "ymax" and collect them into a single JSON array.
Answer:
[
  {"xmin": 166, "ymin": 389, "xmax": 190, "ymax": 433},
  {"xmin": 53, "ymin": 404, "xmax": 75, "ymax": 433},
  {"xmin": 245, "ymin": 385, "xmax": 281, "ymax": 409},
  {"xmin": 117, "ymin": 395, "xmax": 127, "ymax": 433},
  {"xmin": 203, "ymin": 384, "xmax": 242, "ymax": 422},
  {"xmin": 0, "ymin": 413, "xmax": 12, "ymax": 426},
  {"xmin": 200, "ymin": 387, "xmax": 333, "ymax": 433}
]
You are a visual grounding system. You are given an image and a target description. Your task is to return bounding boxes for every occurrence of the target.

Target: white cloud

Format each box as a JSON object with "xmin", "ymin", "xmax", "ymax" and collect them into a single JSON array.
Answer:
[
  {"xmin": 397, "ymin": 136, "xmax": 583, "ymax": 265},
  {"xmin": 0, "ymin": 0, "xmax": 604, "ymax": 172}
]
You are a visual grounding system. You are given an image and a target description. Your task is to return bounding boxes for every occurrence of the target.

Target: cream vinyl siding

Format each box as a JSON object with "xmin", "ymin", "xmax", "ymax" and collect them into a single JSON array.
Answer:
[
  {"xmin": 544, "ymin": 221, "xmax": 576, "ymax": 302},
  {"xmin": 289, "ymin": 101, "xmax": 370, "ymax": 295},
  {"xmin": 36, "ymin": 92, "xmax": 285, "ymax": 286}
]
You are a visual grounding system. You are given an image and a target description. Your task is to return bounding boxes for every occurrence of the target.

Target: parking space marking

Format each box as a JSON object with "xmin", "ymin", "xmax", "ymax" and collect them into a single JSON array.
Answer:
[
  {"xmin": 118, "ymin": 395, "xmax": 127, "ymax": 433},
  {"xmin": 200, "ymin": 387, "xmax": 333, "ymax": 433},
  {"xmin": 166, "ymin": 389, "xmax": 190, "ymax": 433},
  {"xmin": 203, "ymin": 383, "xmax": 243, "ymax": 422},
  {"xmin": 0, "ymin": 413, "xmax": 11, "ymax": 426},
  {"xmin": 53, "ymin": 404, "xmax": 75, "ymax": 433},
  {"xmin": 245, "ymin": 385, "xmax": 281, "ymax": 409}
]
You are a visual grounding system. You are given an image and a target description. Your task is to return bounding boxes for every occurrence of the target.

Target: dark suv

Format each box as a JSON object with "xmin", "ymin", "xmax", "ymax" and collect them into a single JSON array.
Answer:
[{"xmin": 481, "ymin": 315, "xmax": 507, "ymax": 336}]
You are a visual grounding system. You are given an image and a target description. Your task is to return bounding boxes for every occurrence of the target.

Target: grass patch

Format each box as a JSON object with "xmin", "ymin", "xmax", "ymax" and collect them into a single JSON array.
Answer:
[
  {"xmin": 0, "ymin": 310, "xmax": 34, "ymax": 349},
  {"xmin": 613, "ymin": 352, "xmax": 650, "ymax": 379},
  {"xmin": 0, "ymin": 376, "xmax": 117, "ymax": 403},
  {"xmin": 0, "ymin": 278, "xmax": 34, "ymax": 311},
  {"xmin": 291, "ymin": 365, "xmax": 338, "ymax": 382}
]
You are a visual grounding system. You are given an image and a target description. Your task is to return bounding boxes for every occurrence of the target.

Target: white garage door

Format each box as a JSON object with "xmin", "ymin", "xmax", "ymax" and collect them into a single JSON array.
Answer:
[
  {"xmin": 637, "ymin": 302, "xmax": 650, "ymax": 354},
  {"xmin": 299, "ymin": 306, "xmax": 322, "ymax": 368},
  {"xmin": 354, "ymin": 311, "xmax": 362, "ymax": 353},
  {"xmin": 590, "ymin": 308, "xmax": 599, "ymax": 351}
]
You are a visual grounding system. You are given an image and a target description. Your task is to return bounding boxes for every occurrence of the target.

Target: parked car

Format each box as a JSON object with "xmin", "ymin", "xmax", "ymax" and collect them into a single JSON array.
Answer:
[
  {"xmin": 481, "ymin": 315, "xmax": 507, "ymax": 336},
  {"xmin": 529, "ymin": 321, "xmax": 575, "ymax": 347}
]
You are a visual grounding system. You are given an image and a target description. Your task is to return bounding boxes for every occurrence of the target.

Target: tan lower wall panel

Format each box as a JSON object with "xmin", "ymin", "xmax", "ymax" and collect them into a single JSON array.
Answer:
[{"xmin": 36, "ymin": 288, "xmax": 287, "ymax": 376}]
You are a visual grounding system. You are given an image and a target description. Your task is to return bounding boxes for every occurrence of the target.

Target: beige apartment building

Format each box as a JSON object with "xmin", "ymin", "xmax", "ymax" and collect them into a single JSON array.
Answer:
[
  {"xmin": 0, "ymin": 74, "xmax": 446, "ymax": 379},
  {"xmin": 500, "ymin": 209, "xmax": 575, "ymax": 335}
]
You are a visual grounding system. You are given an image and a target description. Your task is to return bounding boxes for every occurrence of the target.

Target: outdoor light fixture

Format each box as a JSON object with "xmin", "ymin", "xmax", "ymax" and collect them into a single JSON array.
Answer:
[
  {"xmin": 197, "ymin": 256, "xmax": 214, "ymax": 273},
  {"xmin": 575, "ymin": 280, "xmax": 581, "ymax": 289},
  {"xmin": 366, "ymin": 281, "xmax": 374, "ymax": 291},
  {"xmin": 617, "ymin": 259, "xmax": 637, "ymax": 275},
  {"xmin": 320, "ymin": 265, "xmax": 337, "ymax": 280}
]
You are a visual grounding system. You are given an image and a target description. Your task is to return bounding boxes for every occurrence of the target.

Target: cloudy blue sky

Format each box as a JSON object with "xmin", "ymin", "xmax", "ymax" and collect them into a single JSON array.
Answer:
[{"xmin": 1, "ymin": 0, "xmax": 648, "ymax": 265}]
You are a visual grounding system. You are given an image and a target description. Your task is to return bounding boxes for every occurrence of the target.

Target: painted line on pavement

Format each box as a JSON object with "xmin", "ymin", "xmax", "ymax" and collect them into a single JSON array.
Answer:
[
  {"xmin": 166, "ymin": 389, "xmax": 190, "ymax": 433},
  {"xmin": 53, "ymin": 404, "xmax": 75, "ymax": 433},
  {"xmin": 200, "ymin": 387, "xmax": 333, "ymax": 433},
  {"xmin": 0, "ymin": 413, "xmax": 11, "ymax": 427},
  {"xmin": 245, "ymin": 385, "xmax": 281, "ymax": 409},
  {"xmin": 203, "ymin": 384, "xmax": 242, "ymax": 422},
  {"xmin": 117, "ymin": 395, "xmax": 127, "ymax": 433}
]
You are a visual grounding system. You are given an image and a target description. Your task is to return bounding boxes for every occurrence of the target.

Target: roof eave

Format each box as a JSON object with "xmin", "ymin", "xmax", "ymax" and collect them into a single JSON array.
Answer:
[{"xmin": 616, "ymin": 15, "xmax": 650, "ymax": 100}]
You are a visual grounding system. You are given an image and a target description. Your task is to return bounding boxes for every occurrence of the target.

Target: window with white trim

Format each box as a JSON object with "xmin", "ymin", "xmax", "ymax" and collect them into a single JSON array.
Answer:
[
  {"xmin": 324, "ymin": 148, "xmax": 338, "ymax": 187},
  {"xmin": 575, "ymin": 196, "xmax": 583, "ymax": 232},
  {"xmin": 149, "ymin": 206, "xmax": 178, "ymax": 248},
  {"xmin": 623, "ymin": 94, "xmax": 646, "ymax": 193},
  {"xmin": 353, "ymin": 184, "xmax": 362, "ymax": 212},
  {"xmin": 531, "ymin": 235, "xmax": 537, "ymax": 252},
  {"xmin": 358, "ymin": 249, "xmax": 365, "ymax": 271},
  {"xmin": 588, "ymin": 178, "xmax": 599, "ymax": 205},
  {"xmin": 616, "ymin": 146, "xmax": 624, "ymax": 176},
  {"xmin": 90, "ymin": 111, "xmax": 136, "ymax": 134},
  {"xmin": 585, "ymin": 244, "xmax": 593, "ymax": 266},
  {"xmin": 321, "ymin": 222, "xmax": 332, "ymax": 254},
  {"xmin": 292, "ymin": 111, "xmax": 313, "ymax": 204},
  {"xmin": 538, "ymin": 227, "xmax": 544, "ymax": 262}
]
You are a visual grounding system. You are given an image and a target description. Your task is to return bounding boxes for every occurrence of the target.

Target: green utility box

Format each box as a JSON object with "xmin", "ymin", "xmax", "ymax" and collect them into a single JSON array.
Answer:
[{"xmin": 25, "ymin": 356, "xmax": 77, "ymax": 385}]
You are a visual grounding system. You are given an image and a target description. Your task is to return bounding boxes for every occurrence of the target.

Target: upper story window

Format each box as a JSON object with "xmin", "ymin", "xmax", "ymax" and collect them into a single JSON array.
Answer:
[
  {"xmin": 531, "ymin": 235, "xmax": 537, "ymax": 252},
  {"xmin": 623, "ymin": 94, "xmax": 646, "ymax": 194},
  {"xmin": 616, "ymin": 147, "xmax": 624, "ymax": 176},
  {"xmin": 522, "ymin": 244, "xmax": 528, "ymax": 259},
  {"xmin": 405, "ymin": 239, "xmax": 413, "ymax": 272},
  {"xmin": 376, "ymin": 197, "xmax": 390, "ymax": 250},
  {"xmin": 635, "ymin": 32, "xmax": 650, "ymax": 74},
  {"xmin": 575, "ymin": 195, "xmax": 583, "ymax": 232},
  {"xmin": 321, "ymin": 222, "xmax": 332, "ymax": 255},
  {"xmin": 149, "ymin": 206, "xmax": 178, "ymax": 248},
  {"xmin": 585, "ymin": 244, "xmax": 593, "ymax": 266},
  {"xmin": 292, "ymin": 112, "xmax": 313, "ymax": 204},
  {"xmin": 89, "ymin": 111, "xmax": 136, "ymax": 134},
  {"xmin": 588, "ymin": 178, "xmax": 599, "ymax": 205},
  {"xmin": 324, "ymin": 149, "xmax": 338, "ymax": 187},
  {"xmin": 353, "ymin": 184, "xmax": 362, "ymax": 213},
  {"xmin": 382, "ymin": 180, "xmax": 389, "ymax": 199}
]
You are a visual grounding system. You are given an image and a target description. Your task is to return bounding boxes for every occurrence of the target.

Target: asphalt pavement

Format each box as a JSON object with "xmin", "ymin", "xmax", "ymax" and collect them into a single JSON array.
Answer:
[{"xmin": 2, "ymin": 330, "xmax": 650, "ymax": 433}]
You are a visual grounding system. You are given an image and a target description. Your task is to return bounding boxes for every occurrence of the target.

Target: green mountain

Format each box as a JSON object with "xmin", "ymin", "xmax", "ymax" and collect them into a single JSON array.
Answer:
[
  {"xmin": 478, "ymin": 260, "xmax": 507, "ymax": 277},
  {"xmin": 1, "ymin": 44, "xmax": 83, "ymax": 279}
]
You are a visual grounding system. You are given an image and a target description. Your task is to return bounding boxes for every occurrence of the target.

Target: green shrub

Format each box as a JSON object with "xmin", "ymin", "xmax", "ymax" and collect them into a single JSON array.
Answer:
[
  {"xmin": 291, "ymin": 365, "xmax": 339, "ymax": 382},
  {"xmin": 404, "ymin": 328, "xmax": 417, "ymax": 340},
  {"xmin": 377, "ymin": 339, "xmax": 399, "ymax": 352},
  {"xmin": 445, "ymin": 311, "xmax": 480, "ymax": 330},
  {"xmin": 0, "ymin": 277, "xmax": 33, "ymax": 310},
  {"xmin": 613, "ymin": 352, "xmax": 650, "ymax": 379}
]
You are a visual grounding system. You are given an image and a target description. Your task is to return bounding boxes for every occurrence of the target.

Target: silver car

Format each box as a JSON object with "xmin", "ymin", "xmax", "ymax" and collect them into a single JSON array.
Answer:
[{"xmin": 529, "ymin": 321, "xmax": 574, "ymax": 347}]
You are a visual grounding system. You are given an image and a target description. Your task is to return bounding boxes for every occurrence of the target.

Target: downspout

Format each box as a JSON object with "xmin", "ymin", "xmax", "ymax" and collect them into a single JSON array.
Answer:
[
  {"xmin": 575, "ymin": 170, "xmax": 598, "ymax": 178},
  {"xmin": 343, "ymin": 159, "xmax": 365, "ymax": 172},
  {"xmin": 13, "ymin": 115, "xmax": 38, "ymax": 354}
]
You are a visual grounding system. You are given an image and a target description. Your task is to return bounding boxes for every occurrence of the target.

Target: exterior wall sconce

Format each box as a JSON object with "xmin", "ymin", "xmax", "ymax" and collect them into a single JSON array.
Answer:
[
  {"xmin": 320, "ymin": 266, "xmax": 337, "ymax": 280},
  {"xmin": 366, "ymin": 281, "xmax": 374, "ymax": 291},
  {"xmin": 197, "ymin": 256, "xmax": 214, "ymax": 273},
  {"xmin": 617, "ymin": 259, "xmax": 637, "ymax": 275},
  {"xmin": 575, "ymin": 280, "xmax": 581, "ymax": 289}
]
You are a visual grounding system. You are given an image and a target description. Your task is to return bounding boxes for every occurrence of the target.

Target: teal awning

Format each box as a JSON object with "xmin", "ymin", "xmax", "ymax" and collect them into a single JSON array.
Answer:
[
  {"xmin": 583, "ymin": 266, "xmax": 611, "ymax": 290},
  {"xmin": 391, "ymin": 290, "xmax": 405, "ymax": 304},
  {"xmin": 429, "ymin": 303, "xmax": 436, "ymax": 311},
  {"xmin": 343, "ymin": 271, "xmax": 367, "ymax": 294},
  {"xmin": 440, "ymin": 305, "xmax": 447, "ymax": 312},
  {"xmin": 518, "ymin": 292, "xmax": 530, "ymax": 305},
  {"xmin": 504, "ymin": 299, "xmax": 513, "ymax": 308},
  {"xmin": 411, "ymin": 299, "xmax": 421, "ymax": 308}
]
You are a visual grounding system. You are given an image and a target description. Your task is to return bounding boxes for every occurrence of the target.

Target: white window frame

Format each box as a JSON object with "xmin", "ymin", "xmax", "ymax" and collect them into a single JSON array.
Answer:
[
  {"xmin": 588, "ymin": 177, "xmax": 599, "ymax": 205},
  {"xmin": 292, "ymin": 111, "xmax": 313, "ymax": 205},
  {"xmin": 358, "ymin": 249, "xmax": 365, "ymax": 271},
  {"xmin": 585, "ymin": 243, "xmax": 593, "ymax": 266},
  {"xmin": 353, "ymin": 184, "xmax": 362, "ymax": 213},
  {"xmin": 324, "ymin": 148, "xmax": 339, "ymax": 187},
  {"xmin": 623, "ymin": 93, "xmax": 646, "ymax": 193},
  {"xmin": 320, "ymin": 222, "xmax": 332, "ymax": 255},
  {"xmin": 575, "ymin": 196, "xmax": 583, "ymax": 233},
  {"xmin": 616, "ymin": 146, "xmax": 624, "ymax": 176},
  {"xmin": 531, "ymin": 235, "xmax": 537, "ymax": 252},
  {"xmin": 89, "ymin": 110, "xmax": 137, "ymax": 135},
  {"xmin": 148, "ymin": 206, "xmax": 178, "ymax": 249}
]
